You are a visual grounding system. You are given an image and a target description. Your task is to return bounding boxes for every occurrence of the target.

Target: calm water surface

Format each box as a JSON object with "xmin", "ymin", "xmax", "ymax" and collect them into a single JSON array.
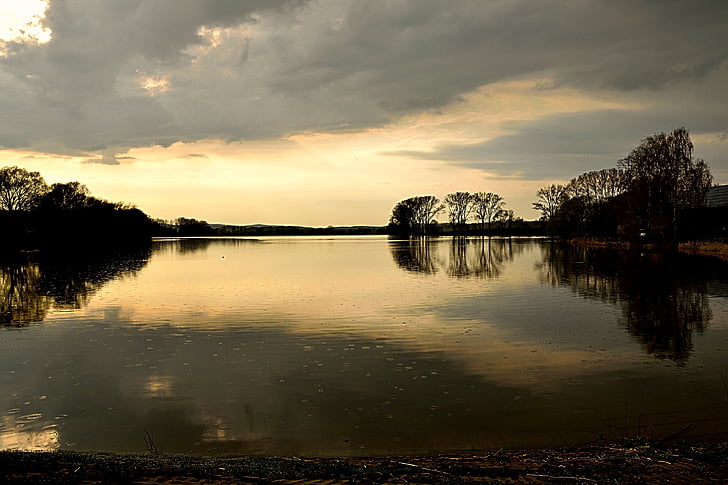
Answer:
[{"xmin": 1, "ymin": 236, "xmax": 727, "ymax": 455}]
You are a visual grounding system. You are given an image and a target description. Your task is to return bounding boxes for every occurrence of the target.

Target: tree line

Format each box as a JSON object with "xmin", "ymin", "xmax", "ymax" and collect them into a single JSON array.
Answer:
[
  {"xmin": 532, "ymin": 127, "xmax": 713, "ymax": 245},
  {"xmin": 388, "ymin": 191, "xmax": 539, "ymax": 236},
  {"xmin": 0, "ymin": 166, "xmax": 161, "ymax": 249},
  {"xmin": 0, "ymin": 166, "xmax": 225, "ymax": 248},
  {"xmin": 0, "ymin": 166, "xmax": 390, "ymax": 248}
]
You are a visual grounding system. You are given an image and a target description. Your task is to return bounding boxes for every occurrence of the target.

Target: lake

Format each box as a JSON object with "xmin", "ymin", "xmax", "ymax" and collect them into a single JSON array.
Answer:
[{"xmin": 1, "ymin": 236, "xmax": 727, "ymax": 456}]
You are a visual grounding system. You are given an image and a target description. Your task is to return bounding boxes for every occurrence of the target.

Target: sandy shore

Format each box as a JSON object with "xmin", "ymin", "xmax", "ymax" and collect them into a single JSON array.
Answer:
[{"xmin": 2, "ymin": 441, "xmax": 727, "ymax": 484}]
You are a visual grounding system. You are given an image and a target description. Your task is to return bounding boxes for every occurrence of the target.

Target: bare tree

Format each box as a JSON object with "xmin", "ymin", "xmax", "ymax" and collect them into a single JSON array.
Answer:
[
  {"xmin": 389, "ymin": 195, "xmax": 444, "ymax": 235},
  {"xmin": 618, "ymin": 127, "xmax": 712, "ymax": 243},
  {"xmin": 596, "ymin": 168, "xmax": 627, "ymax": 200},
  {"xmin": 41, "ymin": 182, "xmax": 90, "ymax": 210},
  {"xmin": 444, "ymin": 191, "xmax": 474, "ymax": 234},
  {"xmin": 532, "ymin": 184, "xmax": 567, "ymax": 221},
  {"xmin": 471, "ymin": 192, "xmax": 504, "ymax": 234},
  {"xmin": 567, "ymin": 168, "xmax": 626, "ymax": 204},
  {"xmin": 411, "ymin": 195, "xmax": 444, "ymax": 234},
  {"xmin": 0, "ymin": 166, "xmax": 48, "ymax": 211}
]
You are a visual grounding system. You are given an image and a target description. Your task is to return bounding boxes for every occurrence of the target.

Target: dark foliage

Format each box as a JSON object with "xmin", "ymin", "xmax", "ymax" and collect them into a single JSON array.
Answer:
[{"xmin": 534, "ymin": 127, "xmax": 713, "ymax": 244}]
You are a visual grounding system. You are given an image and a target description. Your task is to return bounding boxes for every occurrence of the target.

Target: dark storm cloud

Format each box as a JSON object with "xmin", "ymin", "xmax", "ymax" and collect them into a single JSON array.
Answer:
[
  {"xmin": 0, "ymin": 0, "xmax": 726, "ymax": 168},
  {"xmin": 272, "ymin": 0, "xmax": 728, "ymax": 110}
]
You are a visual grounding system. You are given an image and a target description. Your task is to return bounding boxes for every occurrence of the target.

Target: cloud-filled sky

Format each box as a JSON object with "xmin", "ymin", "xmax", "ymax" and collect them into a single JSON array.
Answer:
[{"xmin": 1, "ymin": 0, "xmax": 727, "ymax": 225}]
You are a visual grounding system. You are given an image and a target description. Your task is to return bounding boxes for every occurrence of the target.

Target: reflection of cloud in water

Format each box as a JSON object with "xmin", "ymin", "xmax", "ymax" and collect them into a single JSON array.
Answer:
[
  {"xmin": 4, "ymin": 238, "xmax": 727, "ymax": 453},
  {"xmin": 144, "ymin": 376, "xmax": 175, "ymax": 398},
  {"xmin": 0, "ymin": 415, "xmax": 59, "ymax": 451},
  {"xmin": 66, "ymin": 238, "xmax": 645, "ymax": 390},
  {"xmin": 1, "ymin": 319, "xmax": 578, "ymax": 454}
]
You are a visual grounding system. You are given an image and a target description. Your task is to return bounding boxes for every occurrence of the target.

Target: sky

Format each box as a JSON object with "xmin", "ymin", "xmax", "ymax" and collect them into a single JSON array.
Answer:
[{"xmin": 0, "ymin": 0, "xmax": 727, "ymax": 226}]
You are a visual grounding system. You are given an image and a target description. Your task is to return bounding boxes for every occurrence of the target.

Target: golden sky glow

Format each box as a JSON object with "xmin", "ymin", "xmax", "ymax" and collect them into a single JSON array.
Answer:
[{"xmin": 0, "ymin": 0, "xmax": 50, "ymax": 46}]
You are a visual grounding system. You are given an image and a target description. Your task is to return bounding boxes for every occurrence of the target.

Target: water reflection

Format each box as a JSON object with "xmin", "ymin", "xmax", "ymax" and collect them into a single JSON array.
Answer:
[
  {"xmin": 152, "ymin": 237, "xmax": 262, "ymax": 256},
  {"xmin": 0, "ymin": 260, "xmax": 48, "ymax": 325},
  {"xmin": 390, "ymin": 237, "xmax": 526, "ymax": 278},
  {"xmin": 0, "ymin": 247, "xmax": 150, "ymax": 326},
  {"xmin": 2, "ymin": 237, "xmax": 728, "ymax": 455},
  {"xmin": 538, "ymin": 243, "xmax": 718, "ymax": 362}
]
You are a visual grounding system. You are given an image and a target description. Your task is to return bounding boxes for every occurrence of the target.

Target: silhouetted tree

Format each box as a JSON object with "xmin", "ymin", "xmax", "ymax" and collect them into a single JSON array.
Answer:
[
  {"xmin": 444, "ymin": 191, "xmax": 473, "ymax": 235},
  {"xmin": 471, "ymin": 192, "xmax": 504, "ymax": 235},
  {"xmin": 532, "ymin": 184, "xmax": 567, "ymax": 221},
  {"xmin": 566, "ymin": 168, "xmax": 626, "ymax": 203},
  {"xmin": 0, "ymin": 166, "xmax": 48, "ymax": 211},
  {"xmin": 553, "ymin": 168, "xmax": 627, "ymax": 237},
  {"xmin": 412, "ymin": 195, "xmax": 444, "ymax": 234},
  {"xmin": 617, "ymin": 127, "xmax": 712, "ymax": 244},
  {"xmin": 176, "ymin": 217, "xmax": 214, "ymax": 236},
  {"xmin": 39, "ymin": 182, "xmax": 89, "ymax": 210},
  {"xmin": 495, "ymin": 209, "xmax": 520, "ymax": 235},
  {"xmin": 387, "ymin": 195, "xmax": 443, "ymax": 235},
  {"xmin": 388, "ymin": 199, "xmax": 416, "ymax": 235}
]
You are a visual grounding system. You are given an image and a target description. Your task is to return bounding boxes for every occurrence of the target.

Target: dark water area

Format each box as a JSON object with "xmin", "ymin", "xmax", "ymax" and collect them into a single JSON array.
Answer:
[{"xmin": 1, "ymin": 237, "xmax": 727, "ymax": 456}]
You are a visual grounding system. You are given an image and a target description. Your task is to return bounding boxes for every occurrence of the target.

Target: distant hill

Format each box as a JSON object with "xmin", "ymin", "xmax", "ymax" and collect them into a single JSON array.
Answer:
[{"xmin": 208, "ymin": 223, "xmax": 388, "ymax": 236}]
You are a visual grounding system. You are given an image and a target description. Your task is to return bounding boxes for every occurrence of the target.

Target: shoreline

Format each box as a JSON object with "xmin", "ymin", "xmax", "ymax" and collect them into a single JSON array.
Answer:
[
  {"xmin": 2, "ymin": 441, "xmax": 727, "ymax": 484},
  {"xmin": 565, "ymin": 237, "xmax": 728, "ymax": 261}
]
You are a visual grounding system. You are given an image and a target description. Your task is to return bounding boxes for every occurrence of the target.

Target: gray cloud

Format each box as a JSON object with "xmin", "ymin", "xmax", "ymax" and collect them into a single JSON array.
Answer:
[
  {"xmin": 82, "ymin": 149, "xmax": 139, "ymax": 165},
  {"xmin": 385, "ymin": 104, "xmax": 728, "ymax": 180},
  {"xmin": 0, "ymin": 0, "xmax": 727, "ymax": 169}
]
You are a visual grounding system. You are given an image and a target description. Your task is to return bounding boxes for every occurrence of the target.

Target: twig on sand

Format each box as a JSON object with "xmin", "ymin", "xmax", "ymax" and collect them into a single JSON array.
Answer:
[
  {"xmin": 526, "ymin": 473, "xmax": 597, "ymax": 483},
  {"xmin": 143, "ymin": 429, "xmax": 160, "ymax": 454},
  {"xmin": 393, "ymin": 460, "xmax": 451, "ymax": 476}
]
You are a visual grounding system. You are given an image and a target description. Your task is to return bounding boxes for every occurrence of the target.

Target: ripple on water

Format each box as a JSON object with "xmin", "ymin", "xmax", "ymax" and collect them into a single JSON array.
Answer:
[{"xmin": 16, "ymin": 413, "xmax": 43, "ymax": 425}]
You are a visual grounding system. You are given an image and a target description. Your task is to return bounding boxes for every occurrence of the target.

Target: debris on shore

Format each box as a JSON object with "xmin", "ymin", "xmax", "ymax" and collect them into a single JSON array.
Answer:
[{"xmin": 2, "ymin": 442, "xmax": 727, "ymax": 484}]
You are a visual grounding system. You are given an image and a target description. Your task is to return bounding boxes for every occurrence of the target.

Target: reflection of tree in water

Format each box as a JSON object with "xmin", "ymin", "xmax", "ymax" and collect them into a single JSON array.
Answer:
[
  {"xmin": 538, "ymin": 243, "xmax": 719, "ymax": 363},
  {"xmin": 152, "ymin": 237, "xmax": 261, "ymax": 257},
  {"xmin": 448, "ymin": 237, "xmax": 523, "ymax": 278},
  {"xmin": 151, "ymin": 238, "xmax": 213, "ymax": 256},
  {"xmin": 0, "ymin": 246, "xmax": 151, "ymax": 326},
  {"xmin": 390, "ymin": 238, "xmax": 441, "ymax": 274},
  {"xmin": 390, "ymin": 237, "xmax": 526, "ymax": 279},
  {"xmin": 0, "ymin": 259, "xmax": 49, "ymax": 325}
]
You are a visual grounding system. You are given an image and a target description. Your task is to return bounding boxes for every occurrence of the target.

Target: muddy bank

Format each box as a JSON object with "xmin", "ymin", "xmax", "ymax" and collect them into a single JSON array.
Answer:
[{"xmin": 2, "ymin": 442, "xmax": 727, "ymax": 484}]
